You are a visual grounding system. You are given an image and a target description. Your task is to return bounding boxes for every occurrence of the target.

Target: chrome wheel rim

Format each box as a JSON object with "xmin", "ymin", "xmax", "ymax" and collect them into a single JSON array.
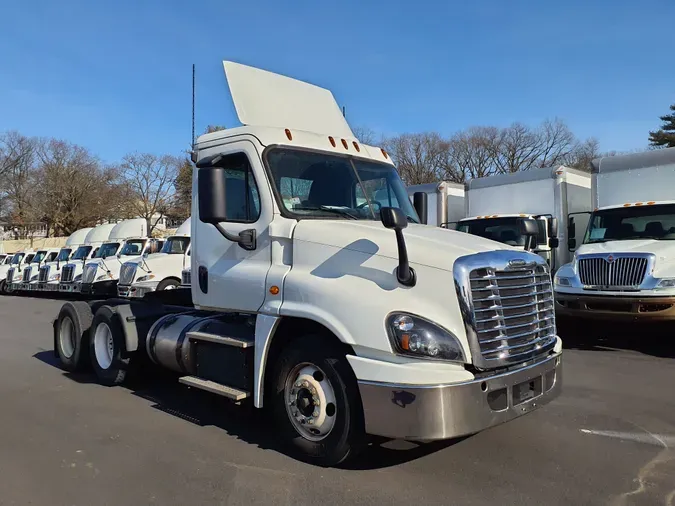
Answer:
[
  {"xmin": 59, "ymin": 316, "xmax": 76, "ymax": 358},
  {"xmin": 94, "ymin": 322, "xmax": 114, "ymax": 370},
  {"xmin": 284, "ymin": 363, "xmax": 337, "ymax": 441}
]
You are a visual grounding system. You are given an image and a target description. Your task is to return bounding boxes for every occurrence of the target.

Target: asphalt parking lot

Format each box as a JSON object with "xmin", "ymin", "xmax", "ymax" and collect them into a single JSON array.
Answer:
[{"xmin": 0, "ymin": 296, "xmax": 673, "ymax": 506}]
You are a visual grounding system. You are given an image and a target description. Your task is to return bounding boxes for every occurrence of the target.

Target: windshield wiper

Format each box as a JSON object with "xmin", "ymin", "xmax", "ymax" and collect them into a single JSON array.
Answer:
[{"xmin": 294, "ymin": 206, "xmax": 359, "ymax": 219}]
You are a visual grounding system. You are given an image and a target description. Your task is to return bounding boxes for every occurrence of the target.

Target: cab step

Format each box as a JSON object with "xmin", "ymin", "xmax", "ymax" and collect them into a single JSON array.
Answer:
[
  {"xmin": 187, "ymin": 331, "xmax": 254, "ymax": 348},
  {"xmin": 178, "ymin": 376, "xmax": 250, "ymax": 401}
]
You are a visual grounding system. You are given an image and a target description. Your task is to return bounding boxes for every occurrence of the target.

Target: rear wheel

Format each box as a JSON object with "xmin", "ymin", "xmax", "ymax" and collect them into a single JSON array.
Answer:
[
  {"xmin": 89, "ymin": 306, "xmax": 130, "ymax": 386},
  {"xmin": 269, "ymin": 334, "xmax": 365, "ymax": 467},
  {"xmin": 55, "ymin": 302, "xmax": 94, "ymax": 371}
]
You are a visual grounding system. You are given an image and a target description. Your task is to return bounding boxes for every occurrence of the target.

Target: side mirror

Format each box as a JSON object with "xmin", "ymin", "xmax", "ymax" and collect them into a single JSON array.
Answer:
[
  {"xmin": 518, "ymin": 218, "xmax": 539, "ymax": 252},
  {"xmin": 548, "ymin": 217, "xmax": 558, "ymax": 239},
  {"xmin": 198, "ymin": 168, "xmax": 228, "ymax": 224},
  {"xmin": 549, "ymin": 237, "xmax": 560, "ymax": 248},
  {"xmin": 568, "ymin": 238, "xmax": 577, "ymax": 251},
  {"xmin": 380, "ymin": 207, "xmax": 415, "ymax": 287},
  {"xmin": 412, "ymin": 192, "xmax": 428, "ymax": 225},
  {"xmin": 568, "ymin": 219, "xmax": 576, "ymax": 239},
  {"xmin": 380, "ymin": 207, "xmax": 408, "ymax": 231}
]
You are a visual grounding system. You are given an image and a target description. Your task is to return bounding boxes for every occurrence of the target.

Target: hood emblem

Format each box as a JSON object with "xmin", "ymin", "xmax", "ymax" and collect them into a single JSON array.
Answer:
[
  {"xmin": 508, "ymin": 259, "xmax": 527, "ymax": 268},
  {"xmin": 605, "ymin": 255, "xmax": 615, "ymax": 264}
]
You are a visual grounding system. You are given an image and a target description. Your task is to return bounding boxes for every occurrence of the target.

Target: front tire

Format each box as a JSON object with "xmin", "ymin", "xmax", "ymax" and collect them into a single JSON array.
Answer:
[
  {"xmin": 156, "ymin": 278, "xmax": 180, "ymax": 291},
  {"xmin": 89, "ymin": 306, "xmax": 130, "ymax": 386},
  {"xmin": 269, "ymin": 334, "xmax": 365, "ymax": 467},
  {"xmin": 55, "ymin": 302, "xmax": 94, "ymax": 371}
]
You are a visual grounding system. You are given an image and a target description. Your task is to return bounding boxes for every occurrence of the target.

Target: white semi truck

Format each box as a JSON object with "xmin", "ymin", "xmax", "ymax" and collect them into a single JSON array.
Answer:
[
  {"xmin": 59, "ymin": 224, "xmax": 118, "ymax": 294},
  {"xmin": 457, "ymin": 166, "xmax": 592, "ymax": 272},
  {"xmin": 406, "ymin": 181, "xmax": 465, "ymax": 227},
  {"xmin": 3, "ymin": 250, "xmax": 36, "ymax": 293},
  {"xmin": 52, "ymin": 61, "xmax": 562, "ymax": 466},
  {"xmin": 15, "ymin": 248, "xmax": 60, "ymax": 291},
  {"xmin": 79, "ymin": 219, "xmax": 163, "ymax": 297},
  {"xmin": 34, "ymin": 228, "xmax": 94, "ymax": 292},
  {"xmin": 555, "ymin": 147, "xmax": 675, "ymax": 320},
  {"xmin": 0, "ymin": 252, "xmax": 24, "ymax": 293},
  {"xmin": 117, "ymin": 218, "xmax": 191, "ymax": 298}
]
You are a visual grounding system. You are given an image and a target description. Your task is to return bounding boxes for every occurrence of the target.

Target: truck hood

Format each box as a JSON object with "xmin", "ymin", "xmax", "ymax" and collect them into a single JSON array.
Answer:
[
  {"xmin": 576, "ymin": 239, "xmax": 675, "ymax": 277},
  {"xmin": 293, "ymin": 220, "xmax": 516, "ymax": 271},
  {"xmin": 131, "ymin": 253, "xmax": 185, "ymax": 277},
  {"xmin": 87, "ymin": 256, "xmax": 141, "ymax": 279}
]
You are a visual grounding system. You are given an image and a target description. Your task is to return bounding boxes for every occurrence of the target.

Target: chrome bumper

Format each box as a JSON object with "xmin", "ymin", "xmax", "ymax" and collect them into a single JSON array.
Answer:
[
  {"xmin": 59, "ymin": 283, "xmax": 80, "ymax": 293},
  {"xmin": 357, "ymin": 353, "xmax": 562, "ymax": 441},
  {"xmin": 118, "ymin": 283, "xmax": 156, "ymax": 299},
  {"xmin": 40, "ymin": 283, "xmax": 59, "ymax": 291}
]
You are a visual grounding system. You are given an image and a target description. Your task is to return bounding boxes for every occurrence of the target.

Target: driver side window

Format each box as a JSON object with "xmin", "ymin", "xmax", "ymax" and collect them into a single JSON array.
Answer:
[{"xmin": 216, "ymin": 152, "xmax": 261, "ymax": 223}]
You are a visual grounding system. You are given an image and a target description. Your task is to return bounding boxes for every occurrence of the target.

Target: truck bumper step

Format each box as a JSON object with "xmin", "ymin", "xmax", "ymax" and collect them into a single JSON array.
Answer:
[{"xmin": 179, "ymin": 376, "xmax": 250, "ymax": 401}]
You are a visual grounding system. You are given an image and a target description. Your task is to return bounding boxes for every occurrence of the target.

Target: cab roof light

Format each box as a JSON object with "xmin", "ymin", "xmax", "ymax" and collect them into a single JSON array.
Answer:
[
  {"xmin": 328, "ymin": 136, "xmax": 336, "ymax": 147},
  {"xmin": 341, "ymin": 138, "xmax": 349, "ymax": 149},
  {"xmin": 381, "ymin": 148, "xmax": 389, "ymax": 159},
  {"xmin": 285, "ymin": 129, "xmax": 292, "ymax": 141},
  {"xmin": 623, "ymin": 203, "xmax": 631, "ymax": 207},
  {"xmin": 647, "ymin": 201, "xmax": 655, "ymax": 205},
  {"xmin": 635, "ymin": 202, "xmax": 643, "ymax": 206},
  {"xmin": 353, "ymin": 141, "xmax": 360, "ymax": 152}
]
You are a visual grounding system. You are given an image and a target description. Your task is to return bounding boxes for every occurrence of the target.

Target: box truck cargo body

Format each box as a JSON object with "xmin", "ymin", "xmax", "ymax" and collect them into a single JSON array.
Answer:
[
  {"xmin": 406, "ymin": 181, "xmax": 465, "ymax": 227},
  {"xmin": 555, "ymin": 147, "xmax": 675, "ymax": 320}
]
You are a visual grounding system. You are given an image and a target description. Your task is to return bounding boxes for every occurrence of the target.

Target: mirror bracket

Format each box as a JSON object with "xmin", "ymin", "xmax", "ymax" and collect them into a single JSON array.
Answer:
[{"xmin": 214, "ymin": 223, "xmax": 256, "ymax": 251}]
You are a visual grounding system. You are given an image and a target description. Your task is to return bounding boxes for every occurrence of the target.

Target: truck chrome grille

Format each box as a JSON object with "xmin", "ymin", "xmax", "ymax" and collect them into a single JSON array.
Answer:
[
  {"xmin": 22, "ymin": 266, "xmax": 32, "ymax": 282},
  {"xmin": 181, "ymin": 269, "xmax": 191, "ymax": 286},
  {"xmin": 6, "ymin": 268, "xmax": 15, "ymax": 282},
  {"xmin": 61, "ymin": 264, "xmax": 75, "ymax": 283},
  {"xmin": 578, "ymin": 255, "xmax": 648, "ymax": 289},
  {"xmin": 83, "ymin": 264, "xmax": 97, "ymax": 284},
  {"xmin": 119, "ymin": 263, "xmax": 137, "ymax": 286},
  {"xmin": 39, "ymin": 265, "xmax": 50, "ymax": 282},
  {"xmin": 454, "ymin": 251, "xmax": 557, "ymax": 369}
]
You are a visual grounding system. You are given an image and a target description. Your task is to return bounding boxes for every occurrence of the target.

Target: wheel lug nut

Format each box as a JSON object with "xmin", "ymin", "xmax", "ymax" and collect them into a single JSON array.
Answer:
[
  {"xmin": 307, "ymin": 419, "xmax": 313, "ymax": 425},
  {"xmin": 302, "ymin": 381, "xmax": 309, "ymax": 388},
  {"xmin": 313, "ymin": 409, "xmax": 319, "ymax": 417}
]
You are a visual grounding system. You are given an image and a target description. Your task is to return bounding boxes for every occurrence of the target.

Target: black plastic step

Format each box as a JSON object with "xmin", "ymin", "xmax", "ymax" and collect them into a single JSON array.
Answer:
[
  {"xmin": 187, "ymin": 331, "xmax": 254, "ymax": 348},
  {"xmin": 178, "ymin": 376, "xmax": 250, "ymax": 401}
]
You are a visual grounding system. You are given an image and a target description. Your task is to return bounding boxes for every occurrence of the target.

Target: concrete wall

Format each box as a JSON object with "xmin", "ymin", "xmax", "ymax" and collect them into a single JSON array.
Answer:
[{"xmin": 0, "ymin": 237, "xmax": 68, "ymax": 254}]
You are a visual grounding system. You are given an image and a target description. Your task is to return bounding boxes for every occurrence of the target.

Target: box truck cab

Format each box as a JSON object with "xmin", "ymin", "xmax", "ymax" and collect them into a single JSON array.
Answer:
[
  {"xmin": 36, "ymin": 228, "xmax": 94, "ymax": 291},
  {"xmin": 3, "ymin": 250, "xmax": 36, "ymax": 293},
  {"xmin": 458, "ymin": 166, "xmax": 591, "ymax": 272},
  {"xmin": 117, "ymin": 218, "xmax": 191, "ymax": 298},
  {"xmin": 555, "ymin": 147, "xmax": 675, "ymax": 320},
  {"xmin": 52, "ymin": 61, "xmax": 562, "ymax": 467},
  {"xmin": 406, "ymin": 181, "xmax": 465, "ymax": 227},
  {"xmin": 59, "ymin": 224, "xmax": 118, "ymax": 294},
  {"xmin": 79, "ymin": 219, "xmax": 163, "ymax": 297},
  {"xmin": 16, "ymin": 248, "xmax": 60, "ymax": 291}
]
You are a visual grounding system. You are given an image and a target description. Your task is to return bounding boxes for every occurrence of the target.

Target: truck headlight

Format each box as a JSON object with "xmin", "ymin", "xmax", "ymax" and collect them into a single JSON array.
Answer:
[
  {"xmin": 554, "ymin": 275, "xmax": 572, "ymax": 287},
  {"xmin": 656, "ymin": 278, "xmax": 675, "ymax": 288},
  {"xmin": 387, "ymin": 313, "xmax": 465, "ymax": 362},
  {"xmin": 136, "ymin": 274, "xmax": 155, "ymax": 282},
  {"xmin": 49, "ymin": 273, "xmax": 60, "ymax": 281}
]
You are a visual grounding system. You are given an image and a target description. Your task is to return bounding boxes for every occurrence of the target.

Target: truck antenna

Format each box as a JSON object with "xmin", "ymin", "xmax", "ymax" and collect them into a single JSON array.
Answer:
[
  {"xmin": 342, "ymin": 105, "xmax": 346, "ymax": 118},
  {"xmin": 191, "ymin": 64, "xmax": 196, "ymax": 151}
]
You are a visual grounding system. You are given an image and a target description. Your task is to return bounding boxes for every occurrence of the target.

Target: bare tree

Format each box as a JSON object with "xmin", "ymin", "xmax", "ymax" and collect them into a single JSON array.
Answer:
[
  {"xmin": 352, "ymin": 126, "xmax": 378, "ymax": 145},
  {"xmin": 120, "ymin": 153, "xmax": 179, "ymax": 234},
  {"xmin": 0, "ymin": 132, "xmax": 39, "ymax": 225},
  {"xmin": 383, "ymin": 132, "xmax": 451, "ymax": 185},
  {"xmin": 446, "ymin": 127, "xmax": 502, "ymax": 181}
]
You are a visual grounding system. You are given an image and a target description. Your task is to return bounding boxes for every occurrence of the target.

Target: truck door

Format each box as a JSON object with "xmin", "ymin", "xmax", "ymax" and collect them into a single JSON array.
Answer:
[{"xmin": 193, "ymin": 140, "xmax": 273, "ymax": 312}]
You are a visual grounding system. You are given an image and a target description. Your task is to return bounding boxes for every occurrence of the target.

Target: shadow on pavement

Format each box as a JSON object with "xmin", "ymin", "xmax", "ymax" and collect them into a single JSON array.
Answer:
[
  {"xmin": 557, "ymin": 317, "xmax": 675, "ymax": 359},
  {"xmin": 33, "ymin": 350, "xmax": 457, "ymax": 470}
]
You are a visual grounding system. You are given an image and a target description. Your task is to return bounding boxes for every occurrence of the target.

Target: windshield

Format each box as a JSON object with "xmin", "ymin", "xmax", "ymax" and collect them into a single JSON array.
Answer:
[
  {"xmin": 161, "ymin": 237, "xmax": 190, "ymax": 255},
  {"xmin": 265, "ymin": 148, "xmax": 419, "ymax": 222},
  {"xmin": 32, "ymin": 251, "xmax": 47, "ymax": 263},
  {"xmin": 2, "ymin": 256, "xmax": 9, "ymax": 265},
  {"xmin": 25, "ymin": 254, "xmax": 35, "ymax": 264},
  {"xmin": 94, "ymin": 242, "xmax": 120, "ymax": 259},
  {"xmin": 72, "ymin": 246, "xmax": 92, "ymax": 260},
  {"xmin": 56, "ymin": 248, "xmax": 72, "ymax": 262},
  {"xmin": 11, "ymin": 253, "xmax": 25, "ymax": 265},
  {"xmin": 120, "ymin": 239, "xmax": 146, "ymax": 256},
  {"xmin": 585, "ymin": 204, "xmax": 675, "ymax": 243}
]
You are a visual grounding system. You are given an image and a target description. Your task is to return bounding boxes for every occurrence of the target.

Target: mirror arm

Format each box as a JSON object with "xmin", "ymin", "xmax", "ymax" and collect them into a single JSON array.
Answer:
[
  {"xmin": 213, "ymin": 223, "xmax": 257, "ymax": 251},
  {"xmin": 393, "ymin": 229, "xmax": 416, "ymax": 287}
]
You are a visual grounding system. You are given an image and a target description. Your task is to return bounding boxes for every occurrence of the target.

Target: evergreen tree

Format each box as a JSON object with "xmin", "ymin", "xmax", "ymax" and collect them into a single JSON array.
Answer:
[{"xmin": 648, "ymin": 104, "xmax": 675, "ymax": 148}]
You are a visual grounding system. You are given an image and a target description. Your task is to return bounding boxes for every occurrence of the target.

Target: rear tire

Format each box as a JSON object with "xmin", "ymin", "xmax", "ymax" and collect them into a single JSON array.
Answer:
[
  {"xmin": 269, "ymin": 334, "xmax": 365, "ymax": 467},
  {"xmin": 55, "ymin": 302, "xmax": 94, "ymax": 371},
  {"xmin": 89, "ymin": 306, "xmax": 130, "ymax": 386},
  {"xmin": 156, "ymin": 278, "xmax": 180, "ymax": 291}
]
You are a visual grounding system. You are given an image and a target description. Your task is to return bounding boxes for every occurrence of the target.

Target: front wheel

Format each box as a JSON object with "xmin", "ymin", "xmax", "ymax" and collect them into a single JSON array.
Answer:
[
  {"xmin": 156, "ymin": 278, "xmax": 180, "ymax": 291},
  {"xmin": 269, "ymin": 334, "xmax": 365, "ymax": 467}
]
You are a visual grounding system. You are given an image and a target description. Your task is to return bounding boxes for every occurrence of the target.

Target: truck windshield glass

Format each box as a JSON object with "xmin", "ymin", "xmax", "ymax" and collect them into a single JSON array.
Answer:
[
  {"xmin": 458, "ymin": 217, "xmax": 546, "ymax": 247},
  {"xmin": 56, "ymin": 249, "xmax": 72, "ymax": 262},
  {"xmin": 585, "ymin": 204, "xmax": 675, "ymax": 243},
  {"xmin": 25, "ymin": 254, "xmax": 35, "ymax": 264},
  {"xmin": 94, "ymin": 243, "xmax": 120, "ymax": 258},
  {"xmin": 32, "ymin": 251, "xmax": 47, "ymax": 263},
  {"xmin": 11, "ymin": 253, "xmax": 25, "ymax": 264},
  {"xmin": 120, "ymin": 239, "xmax": 146, "ymax": 256},
  {"xmin": 265, "ymin": 148, "xmax": 419, "ymax": 222},
  {"xmin": 161, "ymin": 237, "xmax": 190, "ymax": 254},
  {"xmin": 71, "ymin": 246, "xmax": 92, "ymax": 260}
]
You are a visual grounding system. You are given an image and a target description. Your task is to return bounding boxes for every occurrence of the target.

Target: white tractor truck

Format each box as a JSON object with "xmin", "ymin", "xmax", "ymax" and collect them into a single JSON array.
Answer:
[
  {"xmin": 34, "ymin": 228, "xmax": 94, "ymax": 292},
  {"xmin": 555, "ymin": 147, "xmax": 675, "ymax": 321},
  {"xmin": 406, "ymin": 181, "xmax": 465, "ymax": 228},
  {"xmin": 0, "ymin": 253, "xmax": 17, "ymax": 290},
  {"xmin": 15, "ymin": 248, "xmax": 60, "ymax": 292},
  {"xmin": 117, "ymin": 218, "xmax": 191, "ymax": 298},
  {"xmin": 59, "ymin": 224, "xmax": 118, "ymax": 294},
  {"xmin": 3, "ymin": 250, "xmax": 36, "ymax": 293},
  {"xmin": 79, "ymin": 219, "xmax": 164, "ymax": 297},
  {"xmin": 51, "ymin": 61, "xmax": 562, "ymax": 467},
  {"xmin": 457, "ymin": 166, "xmax": 592, "ymax": 272}
]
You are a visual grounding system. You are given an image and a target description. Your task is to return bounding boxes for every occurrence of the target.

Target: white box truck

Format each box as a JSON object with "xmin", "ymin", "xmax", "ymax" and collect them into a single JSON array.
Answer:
[
  {"xmin": 406, "ymin": 181, "xmax": 465, "ymax": 227},
  {"xmin": 555, "ymin": 147, "xmax": 675, "ymax": 320},
  {"xmin": 117, "ymin": 218, "xmax": 191, "ymax": 298},
  {"xmin": 59, "ymin": 224, "xmax": 118, "ymax": 294},
  {"xmin": 79, "ymin": 218, "xmax": 163, "ymax": 297},
  {"xmin": 35, "ymin": 228, "xmax": 94, "ymax": 292},
  {"xmin": 458, "ymin": 166, "xmax": 592, "ymax": 271},
  {"xmin": 51, "ymin": 61, "xmax": 562, "ymax": 467}
]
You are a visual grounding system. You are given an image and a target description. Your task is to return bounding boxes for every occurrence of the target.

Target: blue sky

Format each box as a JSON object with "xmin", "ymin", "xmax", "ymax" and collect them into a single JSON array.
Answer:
[{"xmin": 1, "ymin": 0, "xmax": 673, "ymax": 162}]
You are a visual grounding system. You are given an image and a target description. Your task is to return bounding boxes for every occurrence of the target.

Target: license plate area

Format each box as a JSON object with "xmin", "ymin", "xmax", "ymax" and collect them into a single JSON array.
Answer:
[{"xmin": 513, "ymin": 375, "xmax": 543, "ymax": 405}]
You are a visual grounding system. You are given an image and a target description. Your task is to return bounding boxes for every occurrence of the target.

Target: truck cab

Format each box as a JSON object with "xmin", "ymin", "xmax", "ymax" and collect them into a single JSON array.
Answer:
[
  {"xmin": 79, "ymin": 218, "xmax": 163, "ymax": 297},
  {"xmin": 17, "ymin": 248, "xmax": 60, "ymax": 291},
  {"xmin": 52, "ymin": 61, "xmax": 562, "ymax": 467},
  {"xmin": 36, "ymin": 228, "xmax": 93, "ymax": 292},
  {"xmin": 117, "ymin": 218, "xmax": 190, "ymax": 298},
  {"xmin": 555, "ymin": 148, "xmax": 675, "ymax": 320},
  {"xmin": 3, "ymin": 251, "xmax": 35, "ymax": 293},
  {"xmin": 59, "ymin": 224, "xmax": 117, "ymax": 294}
]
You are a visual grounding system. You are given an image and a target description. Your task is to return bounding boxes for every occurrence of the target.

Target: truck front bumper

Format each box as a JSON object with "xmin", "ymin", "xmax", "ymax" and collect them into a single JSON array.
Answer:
[
  {"xmin": 118, "ymin": 281, "xmax": 158, "ymax": 299},
  {"xmin": 80, "ymin": 280, "xmax": 117, "ymax": 297},
  {"xmin": 357, "ymin": 353, "xmax": 562, "ymax": 441},
  {"xmin": 555, "ymin": 291, "xmax": 675, "ymax": 321},
  {"xmin": 59, "ymin": 282, "xmax": 81, "ymax": 294},
  {"xmin": 39, "ymin": 282, "xmax": 60, "ymax": 292}
]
